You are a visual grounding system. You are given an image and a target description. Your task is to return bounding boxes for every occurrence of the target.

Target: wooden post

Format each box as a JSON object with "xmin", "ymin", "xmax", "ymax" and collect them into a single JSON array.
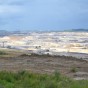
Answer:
[{"xmin": 2, "ymin": 41, "xmax": 7, "ymax": 48}]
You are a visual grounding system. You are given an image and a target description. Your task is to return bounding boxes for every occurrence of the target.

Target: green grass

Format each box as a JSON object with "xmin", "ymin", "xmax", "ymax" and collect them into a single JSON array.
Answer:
[
  {"xmin": 0, "ymin": 71, "xmax": 87, "ymax": 88},
  {"xmin": 0, "ymin": 51, "xmax": 7, "ymax": 55}
]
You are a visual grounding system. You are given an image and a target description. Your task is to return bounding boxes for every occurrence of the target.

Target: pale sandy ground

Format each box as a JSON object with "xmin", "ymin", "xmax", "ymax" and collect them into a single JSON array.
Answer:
[{"xmin": 0, "ymin": 35, "xmax": 88, "ymax": 54}]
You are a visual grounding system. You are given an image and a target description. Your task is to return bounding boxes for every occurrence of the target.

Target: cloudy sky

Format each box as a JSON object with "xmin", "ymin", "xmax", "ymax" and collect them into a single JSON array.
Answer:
[{"xmin": 0, "ymin": 0, "xmax": 88, "ymax": 31}]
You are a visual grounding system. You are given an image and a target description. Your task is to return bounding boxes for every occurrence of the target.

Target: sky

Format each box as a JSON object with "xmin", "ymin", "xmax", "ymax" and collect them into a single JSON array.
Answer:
[{"xmin": 0, "ymin": 0, "xmax": 88, "ymax": 31}]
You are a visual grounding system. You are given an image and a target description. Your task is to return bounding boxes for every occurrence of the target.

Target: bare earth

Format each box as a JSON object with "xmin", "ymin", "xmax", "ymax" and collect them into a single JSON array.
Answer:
[{"xmin": 0, "ymin": 51, "xmax": 88, "ymax": 80}]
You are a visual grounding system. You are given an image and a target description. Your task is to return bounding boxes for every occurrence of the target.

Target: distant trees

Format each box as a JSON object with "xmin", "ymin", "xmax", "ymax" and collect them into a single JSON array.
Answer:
[
  {"xmin": 7, "ymin": 45, "xmax": 11, "ymax": 49},
  {"xmin": 35, "ymin": 46, "xmax": 41, "ymax": 49}
]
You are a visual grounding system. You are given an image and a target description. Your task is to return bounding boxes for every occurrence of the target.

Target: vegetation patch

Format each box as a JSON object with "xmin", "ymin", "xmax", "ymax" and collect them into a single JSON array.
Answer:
[
  {"xmin": 0, "ymin": 51, "xmax": 7, "ymax": 55},
  {"xmin": 70, "ymin": 67, "xmax": 78, "ymax": 73},
  {"xmin": 20, "ymin": 54, "xmax": 31, "ymax": 57},
  {"xmin": 0, "ymin": 71, "xmax": 87, "ymax": 88}
]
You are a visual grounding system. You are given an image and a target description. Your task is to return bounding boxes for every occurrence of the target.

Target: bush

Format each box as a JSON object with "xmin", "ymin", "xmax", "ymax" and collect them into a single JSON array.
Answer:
[
  {"xmin": 0, "ymin": 51, "xmax": 7, "ymax": 55},
  {"xmin": 70, "ymin": 67, "xmax": 78, "ymax": 73}
]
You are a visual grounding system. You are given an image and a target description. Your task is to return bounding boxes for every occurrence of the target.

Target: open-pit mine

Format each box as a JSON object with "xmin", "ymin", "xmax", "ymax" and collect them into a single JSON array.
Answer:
[
  {"xmin": 0, "ymin": 32, "xmax": 88, "ymax": 58},
  {"xmin": 0, "ymin": 32, "xmax": 88, "ymax": 80}
]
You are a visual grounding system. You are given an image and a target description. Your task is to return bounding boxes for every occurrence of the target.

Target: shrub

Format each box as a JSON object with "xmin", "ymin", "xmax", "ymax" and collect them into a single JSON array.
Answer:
[
  {"xmin": 0, "ymin": 51, "xmax": 7, "ymax": 55},
  {"xmin": 70, "ymin": 67, "xmax": 78, "ymax": 73}
]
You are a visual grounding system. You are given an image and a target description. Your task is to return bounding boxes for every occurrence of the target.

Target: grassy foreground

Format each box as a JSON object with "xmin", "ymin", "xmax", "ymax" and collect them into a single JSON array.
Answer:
[{"xmin": 0, "ymin": 71, "xmax": 87, "ymax": 88}]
